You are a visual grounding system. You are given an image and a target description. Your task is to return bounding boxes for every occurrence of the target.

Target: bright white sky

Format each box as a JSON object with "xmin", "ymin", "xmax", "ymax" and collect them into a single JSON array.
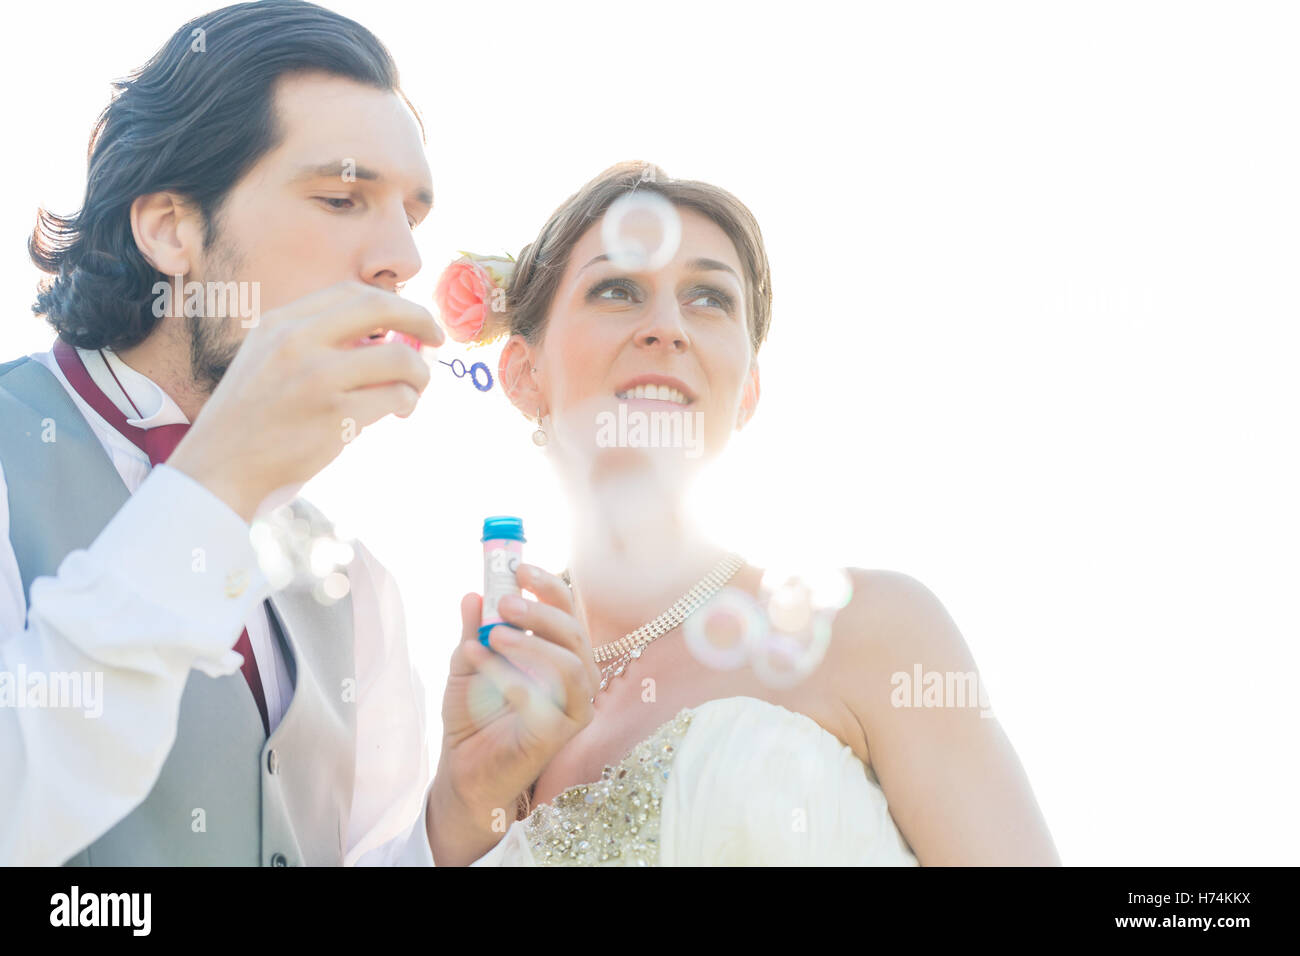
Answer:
[{"xmin": 2, "ymin": 0, "xmax": 1297, "ymax": 865}]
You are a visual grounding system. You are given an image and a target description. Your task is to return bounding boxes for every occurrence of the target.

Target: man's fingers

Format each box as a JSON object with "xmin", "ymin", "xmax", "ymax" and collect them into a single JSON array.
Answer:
[
  {"xmin": 253, "ymin": 280, "xmax": 362, "ymax": 328},
  {"xmin": 339, "ymin": 382, "xmax": 420, "ymax": 431},
  {"xmin": 309, "ymin": 284, "xmax": 444, "ymax": 349},
  {"xmin": 324, "ymin": 339, "xmax": 432, "ymax": 393}
]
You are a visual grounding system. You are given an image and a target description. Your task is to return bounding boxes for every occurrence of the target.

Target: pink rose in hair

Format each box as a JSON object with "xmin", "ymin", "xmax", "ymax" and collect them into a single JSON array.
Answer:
[{"xmin": 433, "ymin": 252, "xmax": 515, "ymax": 345}]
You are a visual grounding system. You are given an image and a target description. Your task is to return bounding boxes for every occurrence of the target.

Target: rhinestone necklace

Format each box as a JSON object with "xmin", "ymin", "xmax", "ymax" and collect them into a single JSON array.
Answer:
[{"xmin": 573, "ymin": 553, "xmax": 746, "ymax": 696}]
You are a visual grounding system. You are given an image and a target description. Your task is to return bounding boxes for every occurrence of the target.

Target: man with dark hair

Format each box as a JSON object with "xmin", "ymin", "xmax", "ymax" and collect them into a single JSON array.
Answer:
[{"xmin": 0, "ymin": 0, "xmax": 593, "ymax": 866}]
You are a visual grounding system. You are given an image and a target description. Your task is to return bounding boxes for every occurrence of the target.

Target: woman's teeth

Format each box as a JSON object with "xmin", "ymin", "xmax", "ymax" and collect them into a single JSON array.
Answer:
[{"xmin": 615, "ymin": 384, "xmax": 691, "ymax": 405}]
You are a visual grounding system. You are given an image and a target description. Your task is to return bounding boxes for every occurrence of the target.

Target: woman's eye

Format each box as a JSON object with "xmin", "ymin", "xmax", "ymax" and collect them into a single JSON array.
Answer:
[
  {"xmin": 589, "ymin": 278, "xmax": 640, "ymax": 303},
  {"xmin": 687, "ymin": 288, "xmax": 735, "ymax": 312}
]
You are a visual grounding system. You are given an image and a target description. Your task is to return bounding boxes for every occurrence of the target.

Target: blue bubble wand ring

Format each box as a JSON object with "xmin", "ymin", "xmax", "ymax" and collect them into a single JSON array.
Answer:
[{"xmin": 440, "ymin": 358, "xmax": 494, "ymax": 392}]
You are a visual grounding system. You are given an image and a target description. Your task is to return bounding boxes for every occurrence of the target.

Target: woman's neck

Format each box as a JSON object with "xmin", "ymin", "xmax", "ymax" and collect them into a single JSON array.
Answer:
[{"xmin": 562, "ymin": 473, "xmax": 731, "ymax": 646}]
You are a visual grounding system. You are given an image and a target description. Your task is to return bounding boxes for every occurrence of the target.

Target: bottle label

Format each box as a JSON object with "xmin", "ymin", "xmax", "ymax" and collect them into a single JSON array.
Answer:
[{"xmin": 481, "ymin": 538, "xmax": 523, "ymax": 630}]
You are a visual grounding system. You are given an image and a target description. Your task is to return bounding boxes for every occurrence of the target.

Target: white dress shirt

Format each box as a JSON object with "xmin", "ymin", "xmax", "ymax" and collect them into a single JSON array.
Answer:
[{"xmin": 0, "ymin": 344, "xmax": 435, "ymax": 866}]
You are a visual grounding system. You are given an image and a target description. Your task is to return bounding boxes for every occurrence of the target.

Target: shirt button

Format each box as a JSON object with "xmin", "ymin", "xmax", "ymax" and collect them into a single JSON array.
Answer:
[
  {"xmin": 267, "ymin": 749, "xmax": 279, "ymax": 774},
  {"xmin": 225, "ymin": 568, "xmax": 249, "ymax": 598},
  {"xmin": 270, "ymin": 853, "xmax": 287, "ymax": 867}
]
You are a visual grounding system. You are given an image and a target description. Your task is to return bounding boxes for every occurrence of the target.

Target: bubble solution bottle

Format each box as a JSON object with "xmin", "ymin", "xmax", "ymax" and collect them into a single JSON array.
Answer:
[{"xmin": 479, "ymin": 516, "xmax": 525, "ymax": 647}]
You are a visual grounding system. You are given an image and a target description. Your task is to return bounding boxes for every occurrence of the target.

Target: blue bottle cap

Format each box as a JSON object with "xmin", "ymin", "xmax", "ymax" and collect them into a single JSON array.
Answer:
[{"xmin": 482, "ymin": 515, "xmax": 526, "ymax": 542}]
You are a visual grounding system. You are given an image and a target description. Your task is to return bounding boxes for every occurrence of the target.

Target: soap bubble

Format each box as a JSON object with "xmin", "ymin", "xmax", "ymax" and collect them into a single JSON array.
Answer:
[
  {"xmin": 750, "ymin": 611, "xmax": 833, "ymax": 688},
  {"xmin": 749, "ymin": 566, "xmax": 854, "ymax": 688},
  {"xmin": 317, "ymin": 571, "xmax": 351, "ymax": 603},
  {"xmin": 601, "ymin": 190, "xmax": 682, "ymax": 272},
  {"xmin": 684, "ymin": 586, "xmax": 768, "ymax": 671},
  {"xmin": 249, "ymin": 502, "xmax": 358, "ymax": 605}
]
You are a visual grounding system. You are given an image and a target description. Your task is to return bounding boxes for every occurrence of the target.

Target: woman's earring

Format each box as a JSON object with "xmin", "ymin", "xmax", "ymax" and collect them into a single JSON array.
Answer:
[{"xmin": 532, "ymin": 408, "xmax": 548, "ymax": 446}]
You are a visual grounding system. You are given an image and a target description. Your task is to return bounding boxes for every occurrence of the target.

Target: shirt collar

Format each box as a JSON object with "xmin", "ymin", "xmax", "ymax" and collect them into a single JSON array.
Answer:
[{"xmin": 76, "ymin": 346, "xmax": 191, "ymax": 428}]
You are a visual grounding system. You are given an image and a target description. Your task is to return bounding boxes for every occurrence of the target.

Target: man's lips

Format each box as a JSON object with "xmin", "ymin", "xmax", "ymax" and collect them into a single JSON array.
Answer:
[{"xmin": 357, "ymin": 330, "xmax": 422, "ymax": 351}]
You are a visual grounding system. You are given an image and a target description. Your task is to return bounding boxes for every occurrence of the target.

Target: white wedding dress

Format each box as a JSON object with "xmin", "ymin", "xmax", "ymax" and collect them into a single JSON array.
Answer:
[{"xmin": 470, "ymin": 695, "xmax": 920, "ymax": 866}]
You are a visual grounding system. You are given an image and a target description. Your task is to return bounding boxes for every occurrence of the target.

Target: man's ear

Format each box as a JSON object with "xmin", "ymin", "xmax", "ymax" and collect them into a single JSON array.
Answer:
[
  {"xmin": 736, "ymin": 361, "xmax": 761, "ymax": 430},
  {"xmin": 130, "ymin": 192, "xmax": 203, "ymax": 276},
  {"xmin": 498, "ymin": 334, "xmax": 543, "ymax": 420}
]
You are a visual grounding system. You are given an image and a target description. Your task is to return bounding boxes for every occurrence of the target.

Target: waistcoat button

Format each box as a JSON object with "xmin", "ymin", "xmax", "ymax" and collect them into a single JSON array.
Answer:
[
  {"xmin": 267, "ymin": 749, "xmax": 279, "ymax": 774},
  {"xmin": 271, "ymin": 853, "xmax": 287, "ymax": 866}
]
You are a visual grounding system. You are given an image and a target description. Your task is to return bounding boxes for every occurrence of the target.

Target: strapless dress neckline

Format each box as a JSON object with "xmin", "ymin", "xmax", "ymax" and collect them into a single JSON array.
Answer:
[{"xmin": 513, "ymin": 695, "xmax": 908, "ymax": 866}]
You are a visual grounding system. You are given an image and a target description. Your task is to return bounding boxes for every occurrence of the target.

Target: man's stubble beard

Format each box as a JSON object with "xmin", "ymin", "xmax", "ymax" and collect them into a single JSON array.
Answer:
[{"xmin": 185, "ymin": 223, "xmax": 246, "ymax": 396}]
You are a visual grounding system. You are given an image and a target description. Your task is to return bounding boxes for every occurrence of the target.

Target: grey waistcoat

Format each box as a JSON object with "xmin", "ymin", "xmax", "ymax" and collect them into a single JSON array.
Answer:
[{"xmin": 0, "ymin": 354, "xmax": 357, "ymax": 866}]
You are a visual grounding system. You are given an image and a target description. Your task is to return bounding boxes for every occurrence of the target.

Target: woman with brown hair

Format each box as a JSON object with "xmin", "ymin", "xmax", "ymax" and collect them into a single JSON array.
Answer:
[{"xmin": 435, "ymin": 161, "xmax": 1059, "ymax": 866}]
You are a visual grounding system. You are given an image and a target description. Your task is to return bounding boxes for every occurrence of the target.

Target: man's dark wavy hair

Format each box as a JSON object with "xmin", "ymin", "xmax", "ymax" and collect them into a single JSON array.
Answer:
[{"xmin": 29, "ymin": 0, "xmax": 421, "ymax": 350}]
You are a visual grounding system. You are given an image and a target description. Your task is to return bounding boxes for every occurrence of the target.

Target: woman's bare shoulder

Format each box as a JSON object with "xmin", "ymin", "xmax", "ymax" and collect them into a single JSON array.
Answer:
[{"xmin": 825, "ymin": 568, "xmax": 979, "ymax": 721}]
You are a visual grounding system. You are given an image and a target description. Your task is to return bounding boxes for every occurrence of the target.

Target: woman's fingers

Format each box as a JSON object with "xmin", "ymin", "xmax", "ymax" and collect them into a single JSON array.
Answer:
[
  {"xmin": 486, "ymin": 625, "xmax": 596, "ymax": 724},
  {"xmin": 517, "ymin": 563, "xmax": 575, "ymax": 614},
  {"xmin": 498, "ymin": 594, "xmax": 600, "ymax": 689},
  {"xmin": 465, "ymin": 635, "xmax": 577, "ymax": 743},
  {"xmin": 459, "ymin": 592, "xmax": 484, "ymax": 645}
]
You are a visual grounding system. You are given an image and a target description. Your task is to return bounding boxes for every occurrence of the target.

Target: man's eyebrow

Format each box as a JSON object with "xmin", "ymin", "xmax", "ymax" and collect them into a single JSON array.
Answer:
[
  {"xmin": 291, "ymin": 159, "xmax": 433, "ymax": 207},
  {"xmin": 579, "ymin": 254, "xmax": 740, "ymax": 279}
]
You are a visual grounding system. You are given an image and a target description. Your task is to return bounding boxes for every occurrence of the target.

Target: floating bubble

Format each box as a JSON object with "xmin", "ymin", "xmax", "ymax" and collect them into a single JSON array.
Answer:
[
  {"xmin": 763, "ymin": 577, "xmax": 815, "ymax": 633},
  {"xmin": 684, "ymin": 586, "xmax": 768, "ymax": 671},
  {"xmin": 251, "ymin": 523, "xmax": 294, "ymax": 591},
  {"xmin": 759, "ymin": 565, "xmax": 855, "ymax": 628},
  {"xmin": 744, "ymin": 564, "xmax": 853, "ymax": 688},
  {"xmin": 309, "ymin": 537, "xmax": 337, "ymax": 579},
  {"xmin": 250, "ymin": 501, "xmax": 355, "ymax": 598},
  {"xmin": 308, "ymin": 536, "xmax": 356, "ymax": 579},
  {"xmin": 601, "ymin": 190, "xmax": 682, "ymax": 272},
  {"xmin": 322, "ymin": 571, "xmax": 350, "ymax": 600},
  {"xmin": 750, "ymin": 610, "xmax": 834, "ymax": 689},
  {"xmin": 803, "ymin": 566, "xmax": 854, "ymax": 612},
  {"xmin": 332, "ymin": 540, "xmax": 356, "ymax": 568}
]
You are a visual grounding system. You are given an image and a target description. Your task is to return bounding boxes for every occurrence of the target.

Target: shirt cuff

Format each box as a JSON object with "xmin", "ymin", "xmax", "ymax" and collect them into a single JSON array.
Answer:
[{"xmin": 38, "ymin": 463, "xmax": 270, "ymax": 676}]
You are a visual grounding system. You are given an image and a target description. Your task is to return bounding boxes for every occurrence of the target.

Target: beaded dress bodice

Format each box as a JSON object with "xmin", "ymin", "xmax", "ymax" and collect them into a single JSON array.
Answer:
[{"xmin": 471, "ymin": 696, "xmax": 919, "ymax": 867}]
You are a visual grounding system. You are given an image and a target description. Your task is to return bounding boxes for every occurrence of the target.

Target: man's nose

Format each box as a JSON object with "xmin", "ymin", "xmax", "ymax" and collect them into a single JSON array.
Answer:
[{"xmin": 363, "ymin": 200, "xmax": 422, "ymax": 291}]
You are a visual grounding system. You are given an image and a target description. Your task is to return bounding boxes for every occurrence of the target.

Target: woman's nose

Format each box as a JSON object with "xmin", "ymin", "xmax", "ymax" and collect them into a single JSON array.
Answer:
[{"xmin": 635, "ymin": 301, "xmax": 690, "ymax": 351}]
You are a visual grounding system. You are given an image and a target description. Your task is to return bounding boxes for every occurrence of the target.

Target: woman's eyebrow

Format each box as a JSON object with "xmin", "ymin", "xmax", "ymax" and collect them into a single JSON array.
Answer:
[
  {"xmin": 578, "ymin": 254, "xmax": 740, "ymax": 279},
  {"xmin": 685, "ymin": 258, "xmax": 740, "ymax": 279}
]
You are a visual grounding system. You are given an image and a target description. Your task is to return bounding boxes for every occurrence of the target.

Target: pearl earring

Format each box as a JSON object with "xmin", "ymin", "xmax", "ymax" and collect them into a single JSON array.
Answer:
[{"xmin": 532, "ymin": 408, "xmax": 548, "ymax": 446}]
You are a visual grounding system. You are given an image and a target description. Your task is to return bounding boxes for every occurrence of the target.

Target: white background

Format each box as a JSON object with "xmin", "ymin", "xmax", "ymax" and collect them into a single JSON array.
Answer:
[{"xmin": 2, "ymin": 0, "xmax": 1296, "ymax": 865}]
